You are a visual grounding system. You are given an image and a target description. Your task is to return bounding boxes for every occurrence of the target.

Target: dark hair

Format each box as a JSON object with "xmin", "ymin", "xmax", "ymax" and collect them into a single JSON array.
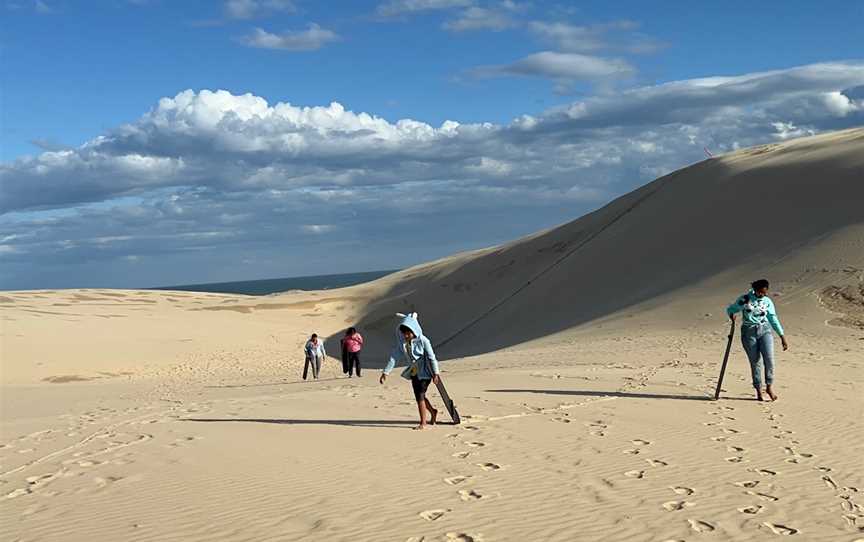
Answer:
[
  {"xmin": 346, "ymin": 327, "xmax": 356, "ymax": 335},
  {"xmin": 399, "ymin": 325, "xmax": 412, "ymax": 334},
  {"xmin": 751, "ymin": 279, "xmax": 770, "ymax": 291},
  {"xmin": 311, "ymin": 333, "xmax": 318, "ymax": 339}
]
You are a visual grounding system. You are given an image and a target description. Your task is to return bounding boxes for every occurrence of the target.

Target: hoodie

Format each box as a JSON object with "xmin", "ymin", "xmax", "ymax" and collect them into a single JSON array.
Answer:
[
  {"xmin": 726, "ymin": 290, "xmax": 784, "ymax": 336},
  {"xmin": 305, "ymin": 338, "xmax": 326, "ymax": 358},
  {"xmin": 382, "ymin": 312, "xmax": 440, "ymax": 380}
]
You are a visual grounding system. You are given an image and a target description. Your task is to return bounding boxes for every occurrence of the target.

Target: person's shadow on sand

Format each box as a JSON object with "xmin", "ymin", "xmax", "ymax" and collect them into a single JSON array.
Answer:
[
  {"xmin": 184, "ymin": 418, "xmax": 438, "ymax": 429},
  {"xmin": 485, "ymin": 389, "xmax": 721, "ymax": 401}
]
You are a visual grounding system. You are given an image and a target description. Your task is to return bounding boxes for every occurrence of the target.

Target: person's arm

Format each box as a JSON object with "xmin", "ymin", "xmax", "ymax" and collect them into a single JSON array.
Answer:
[
  {"xmin": 380, "ymin": 346, "xmax": 399, "ymax": 383},
  {"xmin": 423, "ymin": 337, "xmax": 441, "ymax": 382},
  {"xmin": 357, "ymin": 334, "xmax": 364, "ymax": 346},
  {"xmin": 726, "ymin": 294, "xmax": 746, "ymax": 320},
  {"xmin": 766, "ymin": 299, "xmax": 788, "ymax": 349},
  {"xmin": 321, "ymin": 343, "xmax": 327, "ymax": 358}
]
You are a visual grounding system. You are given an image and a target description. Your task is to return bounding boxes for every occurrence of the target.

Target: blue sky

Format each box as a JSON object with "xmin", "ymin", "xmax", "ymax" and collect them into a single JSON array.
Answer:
[{"xmin": 2, "ymin": 0, "xmax": 863, "ymax": 289}]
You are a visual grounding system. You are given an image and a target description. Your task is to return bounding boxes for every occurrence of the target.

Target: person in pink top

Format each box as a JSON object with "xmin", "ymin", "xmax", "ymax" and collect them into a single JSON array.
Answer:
[{"xmin": 341, "ymin": 327, "xmax": 364, "ymax": 378}]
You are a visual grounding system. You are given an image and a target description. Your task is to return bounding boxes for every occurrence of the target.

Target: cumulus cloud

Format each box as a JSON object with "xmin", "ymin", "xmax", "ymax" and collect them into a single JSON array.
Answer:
[
  {"xmin": 2, "ymin": 62, "xmax": 863, "ymax": 288},
  {"xmin": 240, "ymin": 23, "xmax": 340, "ymax": 51},
  {"xmin": 376, "ymin": 0, "xmax": 474, "ymax": 17}
]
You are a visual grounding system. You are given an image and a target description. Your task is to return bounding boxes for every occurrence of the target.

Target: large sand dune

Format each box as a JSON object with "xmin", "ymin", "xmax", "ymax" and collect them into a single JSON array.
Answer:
[{"xmin": 1, "ymin": 128, "xmax": 862, "ymax": 541}]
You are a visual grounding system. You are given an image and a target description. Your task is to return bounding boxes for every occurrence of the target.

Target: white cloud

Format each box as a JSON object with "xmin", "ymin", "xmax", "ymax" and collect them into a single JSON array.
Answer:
[
  {"xmin": 443, "ymin": 2, "xmax": 527, "ymax": 32},
  {"xmin": 240, "ymin": 24, "xmax": 340, "ymax": 51},
  {"xmin": 771, "ymin": 122, "xmax": 815, "ymax": 140},
  {"xmin": 473, "ymin": 51, "xmax": 635, "ymax": 81},
  {"xmin": 302, "ymin": 224, "xmax": 336, "ymax": 234},
  {"xmin": 376, "ymin": 0, "xmax": 474, "ymax": 17},
  {"xmin": 225, "ymin": 0, "xmax": 296, "ymax": 19},
  {"xmin": 528, "ymin": 20, "xmax": 665, "ymax": 55}
]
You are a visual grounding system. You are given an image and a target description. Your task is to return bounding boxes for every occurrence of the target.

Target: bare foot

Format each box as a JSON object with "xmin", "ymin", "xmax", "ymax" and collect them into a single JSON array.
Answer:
[
  {"xmin": 766, "ymin": 387, "xmax": 778, "ymax": 401},
  {"xmin": 413, "ymin": 424, "xmax": 427, "ymax": 430},
  {"xmin": 430, "ymin": 408, "xmax": 439, "ymax": 426},
  {"xmin": 756, "ymin": 389, "xmax": 764, "ymax": 402}
]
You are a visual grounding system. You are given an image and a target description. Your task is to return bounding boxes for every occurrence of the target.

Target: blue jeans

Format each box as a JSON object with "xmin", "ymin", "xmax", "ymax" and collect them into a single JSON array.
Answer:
[{"xmin": 741, "ymin": 324, "xmax": 774, "ymax": 389}]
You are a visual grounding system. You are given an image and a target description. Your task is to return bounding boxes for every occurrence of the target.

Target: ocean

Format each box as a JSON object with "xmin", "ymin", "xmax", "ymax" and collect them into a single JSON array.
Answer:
[{"xmin": 151, "ymin": 269, "xmax": 397, "ymax": 296}]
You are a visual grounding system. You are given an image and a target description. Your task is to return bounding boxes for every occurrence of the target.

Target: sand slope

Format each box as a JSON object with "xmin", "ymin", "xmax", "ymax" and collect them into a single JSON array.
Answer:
[{"xmin": 1, "ymin": 128, "xmax": 862, "ymax": 541}]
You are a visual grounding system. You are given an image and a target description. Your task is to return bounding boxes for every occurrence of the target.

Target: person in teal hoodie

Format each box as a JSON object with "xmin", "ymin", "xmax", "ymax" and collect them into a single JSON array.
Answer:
[
  {"xmin": 726, "ymin": 279, "xmax": 789, "ymax": 401},
  {"xmin": 379, "ymin": 312, "xmax": 441, "ymax": 430}
]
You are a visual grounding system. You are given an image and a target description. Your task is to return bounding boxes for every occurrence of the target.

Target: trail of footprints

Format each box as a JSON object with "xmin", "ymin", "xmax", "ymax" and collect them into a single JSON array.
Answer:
[
  {"xmin": 0, "ymin": 403, "xmax": 208, "ymax": 504},
  {"xmin": 416, "ymin": 425, "xmax": 499, "ymax": 542}
]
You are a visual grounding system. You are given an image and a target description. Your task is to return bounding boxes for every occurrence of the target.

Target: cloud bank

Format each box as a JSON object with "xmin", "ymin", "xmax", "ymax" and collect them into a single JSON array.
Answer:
[{"xmin": 2, "ymin": 62, "xmax": 863, "ymax": 288}]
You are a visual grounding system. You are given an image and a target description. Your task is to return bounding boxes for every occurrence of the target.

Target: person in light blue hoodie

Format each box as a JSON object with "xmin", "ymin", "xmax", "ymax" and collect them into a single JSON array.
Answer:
[
  {"xmin": 726, "ymin": 279, "xmax": 789, "ymax": 402},
  {"xmin": 379, "ymin": 312, "xmax": 441, "ymax": 430}
]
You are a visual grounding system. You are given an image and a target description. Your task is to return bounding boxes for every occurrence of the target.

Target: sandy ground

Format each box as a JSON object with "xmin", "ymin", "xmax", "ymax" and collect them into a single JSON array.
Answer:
[{"xmin": 1, "ymin": 128, "xmax": 862, "ymax": 541}]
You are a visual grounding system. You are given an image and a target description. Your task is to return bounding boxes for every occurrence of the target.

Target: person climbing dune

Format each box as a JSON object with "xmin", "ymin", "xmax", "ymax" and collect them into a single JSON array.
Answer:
[
  {"xmin": 379, "ymin": 312, "xmax": 440, "ymax": 430},
  {"xmin": 726, "ymin": 279, "xmax": 789, "ymax": 401}
]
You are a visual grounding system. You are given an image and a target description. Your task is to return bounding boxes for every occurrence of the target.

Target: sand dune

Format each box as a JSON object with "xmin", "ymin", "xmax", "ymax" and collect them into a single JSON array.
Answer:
[{"xmin": 1, "ymin": 128, "xmax": 862, "ymax": 541}]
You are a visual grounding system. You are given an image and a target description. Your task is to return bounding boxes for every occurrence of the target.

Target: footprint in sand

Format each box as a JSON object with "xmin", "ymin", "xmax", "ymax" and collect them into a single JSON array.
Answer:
[
  {"xmin": 688, "ymin": 519, "xmax": 716, "ymax": 533},
  {"xmin": 465, "ymin": 441, "xmax": 486, "ymax": 448},
  {"xmin": 462, "ymin": 426, "xmax": 480, "ymax": 431},
  {"xmin": 622, "ymin": 449, "xmax": 640, "ymax": 455},
  {"xmin": 822, "ymin": 475, "xmax": 839, "ymax": 490},
  {"xmin": 721, "ymin": 428, "xmax": 740, "ymax": 434},
  {"xmin": 444, "ymin": 475, "xmax": 471, "ymax": 485},
  {"xmin": 761, "ymin": 522, "xmax": 799, "ymax": 535},
  {"xmin": 646, "ymin": 459, "xmax": 668, "ymax": 467},
  {"xmin": 671, "ymin": 486, "xmax": 695, "ymax": 496},
  {"xmin": 662, "ymin": 500, "xmax": 695, "ymax": 511},
  {"xmin": 553, "ymin": 417, "xmax": 572, "ymax": 424},
  {"xmin": 625, "ymin": 470, "xmax": 645, "ymax": 479},
  {"xmin": 727, "ymin": 446, "xmax": 746, "ymax": 453},
  {"xmin": 746, "ymin": 491, "xmax": 779, "ymax": 502},
  {"xmin": 816, "ymin": 466, "xmax": 832, "ymax": 473},
  {"xmin": 712, "ymin": 436, "xmax": 728, "ymax": 442},
  {"xmin": 477, "ymin": 463, "xmax": 501, "ymax": 471},
  {"xmin": 785, "ymin": 458, "xmax": 800, "ymax": 464},
  {"xmin": 458, "ymin": 489, "xmax": 488, "ymax": 501},
  {"xmin": 452, "ymin": 451, "xmax": 471, "ymax": 459},
  {"xmin": 738, "ymin": 504, "xmax": 763, "ymax": 515},
  {"xmin": 419, "ymin": 509, "xmax": 449, "ymax": 521},
  {"xmin": 725, "ymin": 456, "xmax": 745, "ymax": 463},
  {"xmin": 734, "ymin": 480, "xmax": 760, "ymax": 488},
  {"xmin": 754, "ymin": 468, "xmax": 778, "ymax": 476},
  {"xmin": 445, "ymin": 533, "xmax": 483, "ymax": 542}
]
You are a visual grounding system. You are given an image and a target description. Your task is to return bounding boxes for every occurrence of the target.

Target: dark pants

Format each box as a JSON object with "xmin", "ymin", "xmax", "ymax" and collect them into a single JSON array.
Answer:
[
  {"xmin": 411, "ymin": 376, "xmax": 431, "ymax": 402},
  {"xmin": 347, "ymin": 351, "xmax": 361, "ymax": 376},
  {"xmin": 341, "ymin": 345, "xmax": 349, "ymax": 374}
]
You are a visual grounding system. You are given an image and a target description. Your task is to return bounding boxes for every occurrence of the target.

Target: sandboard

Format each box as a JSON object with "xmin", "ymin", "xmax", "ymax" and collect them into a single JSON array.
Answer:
[
  {"xmin": 713, "ymin": 321, "xmax": 736, "ymax": 400},
  {"xmin": 434, "ymin": 377, "xmax": 461, "ymax": 424}
]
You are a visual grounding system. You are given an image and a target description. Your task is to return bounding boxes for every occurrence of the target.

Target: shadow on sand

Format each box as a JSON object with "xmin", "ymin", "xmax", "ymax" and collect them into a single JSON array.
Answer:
[
  {"xmin": 485, "ymin": 389, "xmax": 716, "ymax": 401},
  {"xmin": 183, "ymin": 418, "xmax": 434, "ymax": 429}
]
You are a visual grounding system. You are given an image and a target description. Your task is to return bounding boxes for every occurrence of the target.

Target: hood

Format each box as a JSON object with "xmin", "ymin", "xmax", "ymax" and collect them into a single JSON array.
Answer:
[{"xmin": 395, "ymin": 312, "xmax": 423, "ymax": 338}]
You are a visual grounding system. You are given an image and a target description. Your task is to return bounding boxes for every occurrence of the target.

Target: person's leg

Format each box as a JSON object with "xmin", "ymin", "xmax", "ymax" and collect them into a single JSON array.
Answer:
[
  {"xmin": 341, "ymin": 345, "xmax": 349, "ymax": 375},
  {"xmin": 412, "ymin": 378, "xmax": 431, "ymax": 429},
  {"xmin": 424, "ymin": 397, "xmax": 438, "ymax": 425},
  {"xmin": 313, "ymin": 355, "xmax": 321, "ymax": 379},
  {"xmin": 349, "ymin": 352, "xmax": 360, "ymax": 377},
  {"xmin": 760, "ymin": 331, "xmax": 777, "ymax": 400},
  {"xmin": 741, "ymin": 329, "xmax": 764, "ymax": 400}
]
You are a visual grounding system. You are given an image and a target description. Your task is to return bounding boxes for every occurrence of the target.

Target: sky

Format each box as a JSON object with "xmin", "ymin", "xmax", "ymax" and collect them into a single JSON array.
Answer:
[{"xmin": 1, "ymin": 0, "xmax": 863, "ymax": 289}]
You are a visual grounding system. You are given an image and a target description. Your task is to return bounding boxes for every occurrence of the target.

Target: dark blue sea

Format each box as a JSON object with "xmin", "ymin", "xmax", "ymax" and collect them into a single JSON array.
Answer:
[{"xmin": 152, "ymin": 269, "xmax": 397, "ymax": 296}]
